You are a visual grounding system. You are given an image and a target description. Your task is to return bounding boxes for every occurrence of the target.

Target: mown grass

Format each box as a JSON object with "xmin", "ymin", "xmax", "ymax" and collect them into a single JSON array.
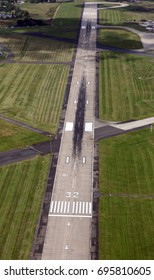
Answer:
[
  {"xmin": 44, "ymin": 1, "xmax": 83, "ymax": 40},
  {"xmin": 0, "ymin": 34, "xmax": 74, "ymax": 62},
  {"xmin": 99, "ymin": 197, "xmax": 154, "ymax": 260},
  {"xmin": 98, "ymin": 28, "xmax": 142, "ymax": 49},
  {"xmin": 99, "ymin": 128, "xmax": 154, "ymax": 259},
  {"xmin": 0, "ymin": 119, "xmax": 48, "ymax": 152},
  {"xmin": 99, "ymin": 128, "xmax": 154, "ymax": 195},
  {"xmin": 20, "ymin": 2, "xmax": 60, "ymax": 21},
  {"xmin": 98, "ymin": 2, "xmax": 154, "ymax": 27},
  {"xmin": 0, "ymin": 64, "xmax": 69, "ymax": 132},
  {"xmin": 99, "ymin": 52, "xmax": 154, "ymax": 121},
  {"xmin": 13, "ymin": 1, "xmax": 83, "ymax": 41},
  {"xmin": 0, "ymin": 155, "xmax": 50, "ymax": 259}
]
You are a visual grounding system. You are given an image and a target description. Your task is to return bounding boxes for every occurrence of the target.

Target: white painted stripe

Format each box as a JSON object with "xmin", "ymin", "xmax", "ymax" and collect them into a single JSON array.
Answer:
[
  {"xmin": 49, "ymin": 214, "xmax": 92, "ymax": 218},
  {"xmin": 50, "ymin": 201, "xmax": 54, "ymax": 213},
  {"xmin": 57, "ymin": 201, "xmax": 60, "ymax": 213},
  {"xmin": 65, "ymin": 122, "xmax": 73, "ymax": 131},
  {"xmin": 82, "ymin": 157, "xmax": 86, "ymax": 164},
  {"xmin": 65, "ymin": 156, "xmax": 70, "ymax": 164},
  {"xmin": 86, "ymin": 202, "xmax": 88, "ymax": 214},
  {"xmin": 64, "ymin": 201, "xmax": 67, "ymax": 213},
  {"xmin": 75, "ymin": 202, "xmax": 79, "ymax": 214},
  {"xmin": 49, "ymin": 201, "xmax": 92, "ymax": 215},
  {"xmin": 53, "ymin": 201, "xmax": 57, "ymax": 213},
  {"xmin": 72, "ymin": 202, "xmax": 75, "ymax": 214},
  {"xmin": 72, "ymin": 178, "xmax": 75, "ymax": 189},
  {"xmin": 85, "ymin": 122, "xmax": 93, "ymax": 132},
  {"xmin": 60, "ymin": 201, "xmax": 64, "ymax": 213},
  {"xmin": 79, "ymin": 202, "xmax": 82, "ymax": 214},
  {"xmin": 67, "ymin": 201, "xmax": 70, "ymax": 213},
  {"xmin": 89, "ymin": 202, "xmax": 92, "ymax": 215},
  {"xmin": 82, "ymin": 202, "xmax": 85, "ymax": 214}
]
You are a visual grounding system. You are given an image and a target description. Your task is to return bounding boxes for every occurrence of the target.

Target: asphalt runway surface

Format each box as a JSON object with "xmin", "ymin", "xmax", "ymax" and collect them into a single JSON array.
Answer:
[{"xmin": 41, "ymin": 2, "xmax": 97, "ymax": 260}]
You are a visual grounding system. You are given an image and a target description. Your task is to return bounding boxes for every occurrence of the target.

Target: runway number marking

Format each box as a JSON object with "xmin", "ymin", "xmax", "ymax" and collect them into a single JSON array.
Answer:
[{"xmin": 66, "ymin": 192, "xmax": 79, "ymax": 198}]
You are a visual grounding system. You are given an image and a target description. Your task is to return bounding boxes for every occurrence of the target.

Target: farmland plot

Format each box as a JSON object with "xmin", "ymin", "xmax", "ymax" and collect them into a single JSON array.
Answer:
[
  {"xmin": 0, "ymin": 64, "xmax": 69, "ymax": 132},
  {"xmin": 99, "ymin": 52, "xmax": 154, "ymax": 121}
]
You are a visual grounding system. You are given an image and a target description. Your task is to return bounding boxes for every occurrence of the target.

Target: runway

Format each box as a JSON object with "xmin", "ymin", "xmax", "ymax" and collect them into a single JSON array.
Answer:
[
  {"xmin": 41, "ymin": 2, "xmax": 154, "ymax": 260},
  {"xmin": 41, "ymin": 3, "xmax": 97, "ymax": 260}
]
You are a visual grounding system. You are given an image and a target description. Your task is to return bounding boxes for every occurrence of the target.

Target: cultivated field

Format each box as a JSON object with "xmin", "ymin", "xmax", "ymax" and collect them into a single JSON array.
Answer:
[
  {"xmin": 0, "ymin": 156, "xmax": 50, "ymax": 259},
  {"xmin": 98, "ymin": 28, "xmax": 142, "ymax": 49},
  {"xmin": 99, "ymin": 52, "xmax": 154, "ymax": 121},
  {"xmin": 99, "ymin": 127, "xmax": 154, "ymax": 259},
  {"xmin": 0, "ymin": 119, "xmax": 48, "ymax": 152},
  {"xmin": 0, "ymin": 64, "xmax": 69, "ymax": 132}
]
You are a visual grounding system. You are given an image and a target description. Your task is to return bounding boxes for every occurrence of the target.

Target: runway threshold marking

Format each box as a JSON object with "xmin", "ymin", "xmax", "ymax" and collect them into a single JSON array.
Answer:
[
  {"xmin": 49, "ymin": 214, "xmax": 92, "ymax": 218},
  {"xmin": 49, "ymin": 200, "xmax": 92, "ymax": 216}
]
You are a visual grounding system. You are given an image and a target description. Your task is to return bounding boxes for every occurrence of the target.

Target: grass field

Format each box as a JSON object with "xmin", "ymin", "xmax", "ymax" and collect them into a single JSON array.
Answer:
[
  {"xmin": 12, "ymin": 1, "xmax": 83, "ymax": 41},
  {"xmin": 0, "ymin": 119, "xmax": 48, "ymax": 152},
  {"xmin": 98, "ymin": 28, "xmax": 143, "ymax": 49},
  {"xmin": 0, "ymin": 155, "xmax": 50, "ymax": 259},
  {"xmin": 98, "ymin": 2, "xmax": 154, "ymax": 27},
  {"xmin": 20, "ymin": 2, "xmax": 60, "ymax": 21},
  {"xmin": 44, "ymin": 1, "xmax": 83, "ymax": 40},
  {"xmin": 99, "ymin": 52, "xmax": 154, "ymax": 121},
  {"xmin": 0, "ymin": 64, "xmax": 69, "ymax": 132},
  {"xmin": 0, "ymin": 34, "xmax": 74, "ymax": 62},
  {"xmin": 99, "ymin": 197, "xmax": 154, "ymax": 260},
  {"xmin": 99, "ymin": 128, "xmax": 154, "ymax": 259}
]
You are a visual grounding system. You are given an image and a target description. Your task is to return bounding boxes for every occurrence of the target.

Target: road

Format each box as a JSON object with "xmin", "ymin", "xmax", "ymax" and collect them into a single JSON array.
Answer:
[{"xmin": 41, "ymin": 2, "xmax": 97, "ymax": 260}]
